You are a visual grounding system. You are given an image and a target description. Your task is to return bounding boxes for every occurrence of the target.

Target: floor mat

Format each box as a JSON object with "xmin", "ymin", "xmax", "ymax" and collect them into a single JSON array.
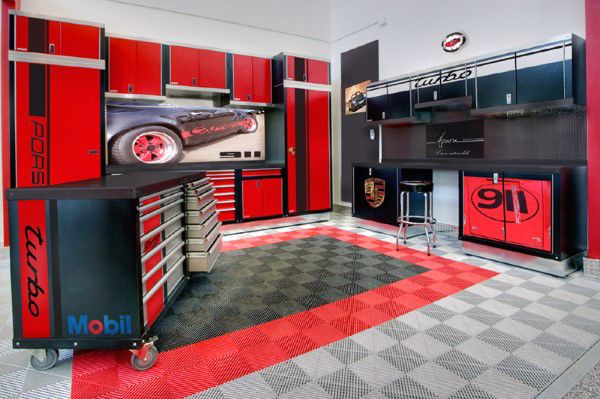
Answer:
[{"xmin": 152, "ymin": 235, "xmax": 430, "ymax": 351}]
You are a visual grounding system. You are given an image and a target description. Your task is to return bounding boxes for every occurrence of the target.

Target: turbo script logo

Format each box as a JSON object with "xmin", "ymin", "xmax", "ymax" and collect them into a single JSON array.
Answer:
[{"xmin": 24, "ymin": 225, "xmax": 45, "ymax": 317}]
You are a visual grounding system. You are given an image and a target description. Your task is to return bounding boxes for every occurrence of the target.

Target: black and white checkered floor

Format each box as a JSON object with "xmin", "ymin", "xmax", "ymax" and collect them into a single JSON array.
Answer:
[{"xmin": 0, "ymin": 210, "xmax": 599, "ymax": 398}]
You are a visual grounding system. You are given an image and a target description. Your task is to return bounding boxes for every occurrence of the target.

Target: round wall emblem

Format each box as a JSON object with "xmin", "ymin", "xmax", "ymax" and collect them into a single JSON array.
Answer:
[{"xmin": 442, "ymin": 32, "xmax": 466, "ymax": 52}]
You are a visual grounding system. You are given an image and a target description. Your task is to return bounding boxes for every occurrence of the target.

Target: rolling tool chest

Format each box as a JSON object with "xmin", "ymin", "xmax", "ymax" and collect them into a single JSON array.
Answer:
[{"xmin": 6, "ymin": 171, "xmax": 221, "ymax": 371}]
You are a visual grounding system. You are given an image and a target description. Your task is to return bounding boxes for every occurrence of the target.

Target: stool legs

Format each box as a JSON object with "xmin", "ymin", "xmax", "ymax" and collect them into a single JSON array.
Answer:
[
  {"xmin": 424, "ymin": 193, "xmax": 431, "ymax": 256},
  {"xmin": 396, "ymin": 190, "xmax": 436, "ymax": 255},
  {"xmin": 429, "ymin": 193, "xmax": 437, "ymax": 249}
]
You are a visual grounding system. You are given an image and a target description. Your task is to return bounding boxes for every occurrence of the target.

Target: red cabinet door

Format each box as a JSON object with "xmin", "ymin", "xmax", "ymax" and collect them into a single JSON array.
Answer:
[
  {"xmin": 49, "ymin": 65, "xmax": 101, "ymax": 184},
  {"xmin": 463, "ymin": 176, "xmax": 505, "ymax": 242},
  {"xmin": 242, "ymin": 179, "xmax": 263, "ymax": 219},
  {"xmin": 58, "ymin": 22, "xmax": 100, "ymax": 58},
  {"xmin": 286, "ymin": 88, "xmax": 298, "ymax": 214},
  {"xmin": 170, "ymin": 45, "xmax": 198, "ymax": 86},
  {"xmin": 135, "ymin": 41, "xmax": 162, "ymax": 95},
  {"xmin": 307, "ymin": 59, "xmax": 329, "ymax": 84},
  {"xmin": 307, "ymin": 90, "xmax": 330, "ymax": 211},
  {"xmin": 252, "ymin": 57, "xmax": 271, "ymax": 103},
  {"xmin": 286, "ymin": 55, "xmax": 296, "ymax": 80},
  {"xmin": 108, "ymin": 37, "xmax": 136, "ymax": 94},
  {"xmin": 504, "ymin": 178, "xmax": 552, "ymax": 251},
  {"xmin": 233, "ymin": 54, "xmax": 253, "ymax": 101},
  {"xmin": 197, "ymin": 49, "xmax": 226, "ymax": 89},
  {"xmin": 262, "ymin": 178, "xmax": 283, "ymax": 217}
]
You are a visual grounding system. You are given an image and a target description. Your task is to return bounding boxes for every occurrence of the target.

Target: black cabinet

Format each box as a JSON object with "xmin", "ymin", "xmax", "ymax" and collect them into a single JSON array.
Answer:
[
  {"xmin": 353, "ymin": 166, "xmax": 398, "ymax": 224},
  {"xmin": 476, "ymin": 54, "xmax": 517, "ymax": 108},
  {"xmin": 416, "ymin": 71, "xmax": 441, "ymax": 103},
  {"xmin": 387, "ymin": 79, "xmax": 411, "ymax": 119},
  {"xmin": 366, "ymin": 84, "xmax": 387, "ymax": 121}
]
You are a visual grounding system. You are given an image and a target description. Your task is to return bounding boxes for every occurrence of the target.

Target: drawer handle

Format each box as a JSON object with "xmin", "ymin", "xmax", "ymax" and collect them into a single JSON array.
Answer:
[
  {"xmin": 142, "ymin": 242, "xmax": 185, "ymax": 284},
  {"xmin": 143, "ymin": 256, "xmax": 185, "ymax": 304},
  {"xmin": 140, "ymin": 199, "xmax": 184, "ymax": 222},
  {"xmin": 138, "ymin": 192, "xmax": 184, "ymax": 213},
  {"xmin": 141, "ymin": 227, "xmax": 185, "ymax": 263},
  {"xmin": 139, "ymin": 186, "xmax": 183, "ymax": 203},
  {"xmin": 140, "ymin": 213, "xmax": 184, "ymax": 244}
]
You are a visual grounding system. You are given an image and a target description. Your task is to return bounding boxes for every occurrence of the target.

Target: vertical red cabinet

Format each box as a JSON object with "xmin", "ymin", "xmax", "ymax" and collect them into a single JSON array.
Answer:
[
  {"xmin": 232, "ymin": 54, "xmax": 272, "ymax": 103},
  {"xmin": 170, "ymin": 45, "xmax": 226, "ymax": 89},
  {"xmin": 285, "ymin": 55, "xmax": 330, "ymax": 84},
  {"xmin": 462, "ymin": 174, "xmax": 552, "ymax": 252},
  {"xmin": 108, "ymin": 36, "xmax": 162, "ymax": 96},
  {"xmin": 285, "ymin": 87, "xmax": 331, "ymax": 214},
  {"xmin": 307, "ymin": 90, "xmax": 331, "ymax": 211},
  {"xmin": 241, "ymin": 170, "xmax": 283, "ymax": 219},
  {"xmin": 14, "ymin": 14, "xmax": 101, "ymax": 58}
]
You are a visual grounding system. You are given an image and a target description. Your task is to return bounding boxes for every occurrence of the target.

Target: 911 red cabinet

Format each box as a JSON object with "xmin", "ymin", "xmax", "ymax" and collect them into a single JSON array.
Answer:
[
  {"xmin": 462, "ymin": 173, "xmax": 552, "ymax": 252},
  {"xmin": 232, "ymin": 54, "xmax": 272, "ymax": 103},
  {"xmin": 108, "ymin": 36, "xmax": 162, "ymax": 96},
  {"xmin": 170, "ymin": 45, "xmax": 227, "ymax": 89}
]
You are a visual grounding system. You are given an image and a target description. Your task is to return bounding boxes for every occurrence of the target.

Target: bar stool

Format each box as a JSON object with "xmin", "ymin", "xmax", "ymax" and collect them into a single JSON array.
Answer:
[{"xmin": 396, "ymin": 180, "xmax": 437, "ymax": 255}]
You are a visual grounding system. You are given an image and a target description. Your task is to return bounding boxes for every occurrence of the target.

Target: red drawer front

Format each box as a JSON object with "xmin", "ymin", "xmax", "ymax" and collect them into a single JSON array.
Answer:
[
  {"xmin": 216, "ymin": 200, "xmax": 236, "ymax": 209},
  {"xmin": 211, "ymin": 178, "xmax": 235, "ymax": 187},
  {"xmin": 214, "ymin": 192, "xmax": 235, "ymax": 203},
  {"xmin": 140, "ymin": 196, "xmax": 164, "ymax": 326},
  {"xmin": 463, "ymin": 176, "xmax": 506, "ymax": 242},
  {"xmin": 207, "ymin": 170, "xmax": 235, "ymax": 178},
  {"xmin": 504, "ymin": 178, "xmax": 552, "ymax": 252},
  {"xmin": 217, "ymin": 209, "xmax": 236, "ymax": 222},
  {"xmin": 242, "ymin": 169, "xmax": 281, "ymax": 177}
]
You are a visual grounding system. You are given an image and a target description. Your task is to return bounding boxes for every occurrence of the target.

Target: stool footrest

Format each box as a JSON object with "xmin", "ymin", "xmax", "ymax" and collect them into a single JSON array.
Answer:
[{"xmin": 397, "ymin": 215, "xmax": 437, "ymax": 225}]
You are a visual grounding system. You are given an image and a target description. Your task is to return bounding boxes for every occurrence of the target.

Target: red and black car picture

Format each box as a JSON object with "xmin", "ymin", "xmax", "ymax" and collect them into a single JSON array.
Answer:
[
  {"xmin": 348, "ymin": 91, "xmax": 367, "ymax": 112},
  {"xmin": 107, "ymin": 102, "xmax": 259, "ymax": 164}
]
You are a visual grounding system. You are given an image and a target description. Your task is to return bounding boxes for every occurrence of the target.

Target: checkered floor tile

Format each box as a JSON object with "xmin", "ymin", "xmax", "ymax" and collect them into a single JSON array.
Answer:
[{"xmin": 0, "ymin": 210, "xmax": 599, "ymax": 399}]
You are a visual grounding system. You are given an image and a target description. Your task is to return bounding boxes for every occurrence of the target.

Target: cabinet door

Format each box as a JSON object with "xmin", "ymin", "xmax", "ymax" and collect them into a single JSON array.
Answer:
[
  {"xmin": 252, "ymin": 57, "xmax": 271, "ymax": 103},
  {"xmin": 49, "ymin": 65, "xmax": 101, "ymax": 184},
  {"xmin": 286, "ymin": 88, "xmax": 298, "ymax": 214},
  {"xmin": 366, "ymin": 85, "xmax": 387, "ymax": 121},
  {"xmin": 135, "ymin": 41, "xmax": 162, "ymax": 95},
  {"xmin": 307, "ymin": 90, "xmax": 330, "ymax": 211},
  {"xmin": 57, "ymin": 22, "xmax": 100, "ymax": 58},
  {"xmin": 476, "ymin": 55, "xmax": 517, "ymax": 108},
  {"xmin": 463, "ymin": 176, "xmax": 505, "ymax": 242},
  {"xmin": 504, "ymin": 178, "xmax": 552, "ymax": 251},
  {"xmin": 197, "ymin": 49, "xmax": 226, "ymax": 89},
  {"xmin": 262, "ymin": 178, "xmax": 283, "ymax": 217},
  {"xmin": 233, "ymin": 54, "xmax": 253, "ymax": 101},
  {"xmin": 170, "ymin": 45, "xmax": 198, "ymax": 86},
  {"xmin": 242, "ymin": 179, "xmax": 263, "ymax": 219},
  {"xmin": 108, "ymin": 37, "xmax": 136, "ymax": 94},
  {"xmin": 307, "ymin": 59, "xmax": 329, "ymax": 84}
]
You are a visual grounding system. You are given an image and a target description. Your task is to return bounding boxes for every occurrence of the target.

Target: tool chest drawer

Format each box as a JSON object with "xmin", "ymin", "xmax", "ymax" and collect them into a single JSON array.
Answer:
[
  {"xmin": 186, "ymin": 223, "xmax": 221, "ymax": 251},
  {"xmin": 185, "ymin": 200, "xmax": 217, "ymax": 225},
  {"xmin": 185, "ymin": 188, "xmax": 216, "ymax": 210},
  {"xmin": 187, "ymin": 237, "xmax": 223, "ymax": 273},
  {"xmin": 185, "ymin": 213, "xmax": 219, "ymax": 238}
]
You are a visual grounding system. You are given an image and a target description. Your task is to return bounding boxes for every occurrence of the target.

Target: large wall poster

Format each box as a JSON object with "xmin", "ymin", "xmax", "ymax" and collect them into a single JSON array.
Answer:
[{"xmin": 106, "ymin": 101, "xmax": 265, "ymax": 165}]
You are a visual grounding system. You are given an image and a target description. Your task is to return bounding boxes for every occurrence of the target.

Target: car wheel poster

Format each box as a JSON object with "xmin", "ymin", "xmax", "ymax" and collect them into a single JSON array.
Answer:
[
  {"xmin": 345, "ymin": 80, "xmax": 370, "ymax": 115},
  {"xmin": 106, "ymin": 101, "xmax": 265, "ymax": 165}
]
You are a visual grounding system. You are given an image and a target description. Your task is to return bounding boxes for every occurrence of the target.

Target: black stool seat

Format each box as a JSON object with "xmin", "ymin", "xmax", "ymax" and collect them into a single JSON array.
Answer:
[{"xmin": 399, "ymin": 180, "xmax": 433, "ymax": 193}]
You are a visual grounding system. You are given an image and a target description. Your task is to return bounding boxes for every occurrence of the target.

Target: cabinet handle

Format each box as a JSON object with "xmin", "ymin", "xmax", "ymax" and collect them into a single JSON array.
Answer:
[
  {"xmin": 288, "ymin": 147, "xmax": 296, "ymax": 156},
  {"xmin": 247, "ymin": 94, "xmax": 251, "ymax": 101},
  {"xmin": 257, "ymin": 180, "xmax": 260, "ymax": 188},
  {"xmin": 192, "ymin": 77, "xmax": 196, "ymax": 85},
  {"xmin": 48, "ymin": 43, "xmax": 55, "ymax": 54},
  {"xmin": 128, "ymin": 84, "xmax": 133, "ymax": 93}
]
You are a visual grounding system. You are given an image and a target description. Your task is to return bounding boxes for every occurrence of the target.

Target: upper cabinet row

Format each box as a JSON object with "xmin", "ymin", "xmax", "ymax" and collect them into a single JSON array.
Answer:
[{"xmin": 107, "ymin": 36, "xmax": 274, "ymax": 104}]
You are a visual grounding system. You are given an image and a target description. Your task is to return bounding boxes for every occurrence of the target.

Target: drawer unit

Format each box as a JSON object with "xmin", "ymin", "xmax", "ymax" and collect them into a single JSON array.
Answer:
[
  {"xmin": 185, "ymin": 213, "xmax": 220, "ymax": 238},
  {"xmin": 6, "ymin": 171, "xmax": 224, "ymax": 371},
  {"xmin": 185, "ymin": 200, "xmax": 217, "ymax": 225},
  {"xmin": 187, "ymin": 237, "xmax": 223, "ymax": 273},
  {"xmin": 186, "ymin": 223, "xmax": 221, "ymax": 251},
  {"xmin": 207, "ymin": 170, "xmax": 238, "ymax": 223},
  {"xmin": 185, "ymin": 188, "xmax": 216, "ymax": 211}
]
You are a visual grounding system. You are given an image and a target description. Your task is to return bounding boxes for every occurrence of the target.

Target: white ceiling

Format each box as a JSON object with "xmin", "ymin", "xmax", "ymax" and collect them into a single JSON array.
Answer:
[{"xmin": 109, "ymin": 0, "xmax": 332, "ymax": 42}]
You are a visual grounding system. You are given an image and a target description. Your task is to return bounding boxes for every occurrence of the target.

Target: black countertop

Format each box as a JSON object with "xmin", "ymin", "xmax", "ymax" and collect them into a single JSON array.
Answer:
[
  {"xmin": 106, "ymin": 161, "xmax": 285, "ymax": 174},
  {"xmin": 6, "ymin": 171, "xmax": 207, "ymax": 200},
  {"xmin": 353, "ymin": 159, "xmax": 587, "ymax": 173}
]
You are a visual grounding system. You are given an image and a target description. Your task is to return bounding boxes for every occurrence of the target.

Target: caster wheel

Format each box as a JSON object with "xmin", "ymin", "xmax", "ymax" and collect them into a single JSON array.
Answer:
[
  {"xmin": 31, "ymin": 349, "xmax": 59, "ymax": 371},
  {"xmin": 131, "ymin": 346, "xmax": 158, "ymax": 371}
]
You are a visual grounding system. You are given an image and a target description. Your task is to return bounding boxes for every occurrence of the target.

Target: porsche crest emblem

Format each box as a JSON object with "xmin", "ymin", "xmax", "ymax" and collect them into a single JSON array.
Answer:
[{"xmin": 364, "ymin": 178, "xmax": 385, "ymax": 208}]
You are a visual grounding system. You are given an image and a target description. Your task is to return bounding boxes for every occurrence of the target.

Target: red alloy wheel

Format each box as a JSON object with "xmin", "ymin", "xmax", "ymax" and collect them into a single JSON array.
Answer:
[
  {"xmin": 131, "ymin": 131, "xmax": 179, "ymax": 164},
  {"xmin": 243, "ymin": 116, "xmax": 258, "ymax": 132}
]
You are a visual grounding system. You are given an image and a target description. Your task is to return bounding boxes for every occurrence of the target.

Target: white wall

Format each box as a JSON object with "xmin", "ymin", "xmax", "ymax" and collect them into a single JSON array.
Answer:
[
  {"xmin": 330, "ymin": 0, "xmax": 586, "ymax": 225},
  {"xmin": 19, "ymin": 0, "xmax": 330, "ymax": 58}
]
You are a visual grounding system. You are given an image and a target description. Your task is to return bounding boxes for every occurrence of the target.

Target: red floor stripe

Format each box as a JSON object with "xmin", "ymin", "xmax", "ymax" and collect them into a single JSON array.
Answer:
[{"xmin": 71, "ymin": 226, "xmax": 497, "ymax": 399}]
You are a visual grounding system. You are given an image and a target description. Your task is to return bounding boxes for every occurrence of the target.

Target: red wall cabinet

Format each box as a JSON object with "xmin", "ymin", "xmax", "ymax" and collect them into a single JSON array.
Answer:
[
  {"xmin": 232, "ymin": 54, "xmax": 272, "ymax": 103},
  {"xmin": 462, "ymin": 174, "xmax": 552, "ymax": 252},
  {"xmin": 242, "ymin": 174, "xmax": 283, "ymax": 220},
  {"xmin": 170, "ymin": 45, "xmax": 226, "ymax": 89},
  {"xmin": 14, "ymin": 14, "xmax": 101, "ymax": 58},
  {"xmin": 108, "ymin": 37, "xmax": 162, "ymax": 96},
  {"xmin": 286, "ymin": 55, "xmax": 330, "ymax": 84}
]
